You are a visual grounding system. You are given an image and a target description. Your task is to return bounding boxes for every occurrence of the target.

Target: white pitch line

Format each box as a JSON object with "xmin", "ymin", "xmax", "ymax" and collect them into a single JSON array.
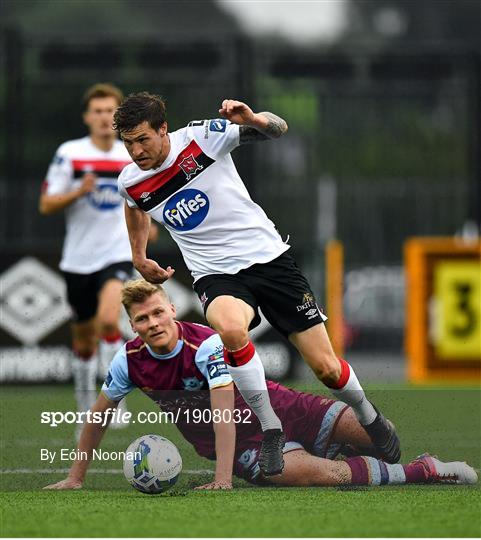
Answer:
[
  {"xmin": 0, "ymin": 439, "xmax": 71, "ymax": 447},
  {"xmin": 0, "ymin": 468, "xmax": 214, "ymax": 475}
]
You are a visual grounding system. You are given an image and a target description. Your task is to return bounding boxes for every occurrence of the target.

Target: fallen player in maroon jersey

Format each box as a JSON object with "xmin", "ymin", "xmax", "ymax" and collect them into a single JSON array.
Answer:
[{"xmin": 44, "ymin": 280, "xmax": 477, "ymax": 490}]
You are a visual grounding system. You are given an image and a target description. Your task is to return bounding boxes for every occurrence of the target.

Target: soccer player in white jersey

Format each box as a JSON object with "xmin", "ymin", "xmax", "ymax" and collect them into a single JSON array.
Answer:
[
  {"xmin": 113, "ymin": 92, "xmax": 401, "ymax": 476},
  {"xmin": 39, "ymin": 83, "xmax": 140, "ymax": 430}
]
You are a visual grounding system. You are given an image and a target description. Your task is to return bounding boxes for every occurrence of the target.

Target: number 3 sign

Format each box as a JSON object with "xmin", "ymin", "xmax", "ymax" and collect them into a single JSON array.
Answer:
[
  {"xmin": 405, "ymin": 237, "xmax": 481, "ymax": 382},
  {"xmin": 434, "ymin": 261, "xmax": 480, "ymax": 359}
]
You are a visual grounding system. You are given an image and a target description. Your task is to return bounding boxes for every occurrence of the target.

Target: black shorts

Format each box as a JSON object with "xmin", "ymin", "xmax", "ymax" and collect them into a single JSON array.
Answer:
[
  {"xmin": 63, "ymin": 261, "xmax": 134, "ymax": 323},
  {"xmin": 193, "ymin": 253, "xmax": 327, "ymax": 338}
]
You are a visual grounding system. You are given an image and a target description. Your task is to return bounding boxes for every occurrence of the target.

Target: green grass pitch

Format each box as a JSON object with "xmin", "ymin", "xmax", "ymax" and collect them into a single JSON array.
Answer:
[{"xmin": 1, "ymin": 382, "xmax": 480, "ymax": 537}]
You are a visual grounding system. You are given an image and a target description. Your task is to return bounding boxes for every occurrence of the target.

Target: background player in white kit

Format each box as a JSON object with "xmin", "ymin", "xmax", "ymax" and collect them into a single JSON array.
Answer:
[
  {"xmin": 113, "ymin": 92, "xmax": 400, "ymax": 476},
  {"xmin": 39, "ymin": 83, "xmax": 151, "ymax": 432}
]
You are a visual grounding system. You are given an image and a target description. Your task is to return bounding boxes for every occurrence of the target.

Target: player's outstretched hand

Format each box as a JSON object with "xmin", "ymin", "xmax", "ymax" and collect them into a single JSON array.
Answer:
[
  {"xmin": 194, "ymin": 480, "xmax": 232, "ymax": 490},
  {"xmin": 135, "ymin": 258, "xmax": 175, "ymax": 284},
  {"xmin": 219, "ymin": 99, "xmax": 255, "ymax": 126},
  {"xmin": 43, "ymin": 478, "xmax": 83, "ymax": 490}
]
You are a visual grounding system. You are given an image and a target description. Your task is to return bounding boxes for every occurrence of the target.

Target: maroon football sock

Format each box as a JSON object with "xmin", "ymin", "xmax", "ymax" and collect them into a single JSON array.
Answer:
[{"xmin": 345, "ymin": 456, "xmax": 427, "ymax": 485}]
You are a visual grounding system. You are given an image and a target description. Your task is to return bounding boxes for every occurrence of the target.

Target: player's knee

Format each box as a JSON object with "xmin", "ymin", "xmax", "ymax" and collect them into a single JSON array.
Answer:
[
  {"xmin": 73, "ymin": 343, "xmax": 96, "ymax": 360},
  {"xmin": 98, "ymin": 320, "xmax": 118, "ymax": 337},
  {"xmin": 72, "ymin": 336, "xmax": 97, "ymax": 359},
  {"xmin": 216, "ymin": 322, "xmax": 249, "ymax": 350}
]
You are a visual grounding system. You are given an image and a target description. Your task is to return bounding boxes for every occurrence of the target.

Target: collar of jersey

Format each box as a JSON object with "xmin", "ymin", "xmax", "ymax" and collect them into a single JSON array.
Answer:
[{"xmin": 146, "ymin": 340, "xmax": 184, "ymax": 360}]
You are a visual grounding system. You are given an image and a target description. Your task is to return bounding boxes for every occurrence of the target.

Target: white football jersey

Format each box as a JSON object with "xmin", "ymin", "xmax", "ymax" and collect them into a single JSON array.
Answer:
[
  {"xmin": 44, "ymin": 136, "xmax": 132, "ymax": 273},
  {"xmin": 118, "ymin": 119, "xmax": 289, "ymax": 281}
]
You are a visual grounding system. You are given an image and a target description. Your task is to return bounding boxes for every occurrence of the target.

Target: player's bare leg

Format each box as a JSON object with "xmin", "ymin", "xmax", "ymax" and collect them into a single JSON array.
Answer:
[
  {"xmin": 332, "ymin": 408, "xmax": 374, "ymax": 449},
  {"xmin": 207, "ymin": 295, "xmax": 285, "ymax": 475},
  {"xmin": 97, "ymin": 278, "xmax": 124, "ymax": 376},
  {"xmin": 268, "ymin": 449, "xmax": 351, "ymax": 486},
  {"xmin": 289, "ymin": 324, "xmax": 401, "ymax": 463},
  {"xmin": 96, "ymin": 278, "xmax": 129, "ymax": 428},
  {"xmin": 266, "ymin": 449, "xmax": 477, "ymax": 487},
  {"xmin": 331, "ymin": 407, "xmax": 397, "ymax": 458},
  {"xmin": 326, "ymin": 407, "xmax": 475, "ymax": 484},
  {"xmin": 71, "ymin": 319, "xmax": 98, "ymax": 440}
]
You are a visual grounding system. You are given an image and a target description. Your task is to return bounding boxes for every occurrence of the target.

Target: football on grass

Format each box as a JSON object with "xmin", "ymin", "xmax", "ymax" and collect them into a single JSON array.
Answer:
[{"xmin": 123, "ymin": 434, "xmax": 182, "ymax": 494}]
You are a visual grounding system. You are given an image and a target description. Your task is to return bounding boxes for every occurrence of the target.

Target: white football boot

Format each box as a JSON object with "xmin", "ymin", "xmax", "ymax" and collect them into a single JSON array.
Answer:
[{"xmin": 411, "ymin": 453, "xmax": 478, "ymax": 485}]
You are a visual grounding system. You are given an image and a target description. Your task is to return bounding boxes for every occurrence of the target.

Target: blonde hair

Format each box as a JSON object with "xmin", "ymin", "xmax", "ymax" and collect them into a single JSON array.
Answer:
[
  {"xmin": 121, "ymin": 279, "xmax": 170, "ymax": 316},
  {"xmin": 82, "ymin": 82, "xmax": 124, "ymax": 111}
]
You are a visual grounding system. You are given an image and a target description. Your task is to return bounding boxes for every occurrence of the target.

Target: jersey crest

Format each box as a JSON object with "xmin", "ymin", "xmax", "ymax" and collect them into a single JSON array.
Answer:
[
  {"xmin": 179, "ymin": 154, "xmax": 203, "ymax": 180},
  {"xmin": 125, "ymin": 140, "xmax": 214, "ymax": 212}
]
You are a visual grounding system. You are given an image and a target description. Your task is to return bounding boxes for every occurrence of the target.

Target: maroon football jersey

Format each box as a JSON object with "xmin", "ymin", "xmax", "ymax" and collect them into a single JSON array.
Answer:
[
  {"xmin": 126, "ymin": 321, "xmax": 243, "ymax": 458},
  {"xmin": 124, "ymin": 321, "xmax": 332, "ymax": 460}
]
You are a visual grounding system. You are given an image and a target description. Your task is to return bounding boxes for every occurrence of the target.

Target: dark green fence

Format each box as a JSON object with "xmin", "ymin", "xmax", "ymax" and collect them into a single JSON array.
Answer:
[{"xmin": 1, "ymin": 30, "xmax": 479, "ymax": 268}]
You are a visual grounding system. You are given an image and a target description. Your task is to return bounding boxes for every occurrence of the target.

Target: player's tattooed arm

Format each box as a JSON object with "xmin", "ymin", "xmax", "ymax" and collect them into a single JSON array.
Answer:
[
  {"xmin": 239, "ymin": 112, "xmax": 288, "ymax": 145},
  {"xmin": 219, "ymin": 99, "xmax": 287, "ymax": 145}
]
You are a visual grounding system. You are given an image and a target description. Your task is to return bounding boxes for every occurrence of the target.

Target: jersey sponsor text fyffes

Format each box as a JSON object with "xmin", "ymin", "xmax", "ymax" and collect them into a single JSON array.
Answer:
[
  {"xmin": 118, "ymin": 119, "xmax": 289, "ymax": 280},
  {"xmin": 163, "ymin": 189, "xmax": 209, "ymax": 231}
]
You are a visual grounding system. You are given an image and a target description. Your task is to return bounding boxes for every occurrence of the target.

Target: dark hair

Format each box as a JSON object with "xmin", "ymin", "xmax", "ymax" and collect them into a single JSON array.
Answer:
[
  {"xmin": 113, "ymin": 92, "xmax": 167, "ymax": 134},
  {"xmin": 82, "ymin": 83, "xmax": 124, "ymax": 111}
]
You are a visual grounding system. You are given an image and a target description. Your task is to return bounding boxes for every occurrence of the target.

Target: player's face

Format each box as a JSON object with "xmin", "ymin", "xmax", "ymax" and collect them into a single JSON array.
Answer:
[
  {"xmin": 83, "ymin": 96, "xmax": 119, "ymax": 139},
  {"xmin": 129, "ymin": 293, "xmax": 178, "ymax": 354},
  {"xmin": 120, "ymin": 121, "xmax": 168, "ymax": 170}
]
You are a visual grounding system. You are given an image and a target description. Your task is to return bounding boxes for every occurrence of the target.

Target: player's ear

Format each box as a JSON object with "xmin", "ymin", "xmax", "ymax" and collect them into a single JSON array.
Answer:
[
  {"xmin": 159, "ymin": 122, "xmax": 167, "ymax": 136},
  {"xmin": 170, "ymin": 303, "xmax": 176, "ymax": 318},
  {"xmin": 82, "ymin": 110, "xmax": 90, "ymax": 127}
]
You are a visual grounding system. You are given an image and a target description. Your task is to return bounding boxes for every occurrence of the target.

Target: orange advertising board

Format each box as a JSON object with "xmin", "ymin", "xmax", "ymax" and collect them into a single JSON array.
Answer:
[{"xmin": 405, "ymin": 237, "xmax": 481, "ymax": 382}]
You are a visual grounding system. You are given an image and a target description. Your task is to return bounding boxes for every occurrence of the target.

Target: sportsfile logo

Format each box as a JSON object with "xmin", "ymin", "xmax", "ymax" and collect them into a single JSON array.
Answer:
[{"xmin": 163, "ymin": 189, "xmax": 209, "ymax": 231}]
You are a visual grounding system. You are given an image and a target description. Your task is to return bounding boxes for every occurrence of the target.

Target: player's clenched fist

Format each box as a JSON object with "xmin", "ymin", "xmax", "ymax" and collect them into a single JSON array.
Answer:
[
  {"xmin": 79, "ymin": 172, "xmax": 97, "ymax": 195},
  {"xmin": 219, "ymin": 99, "xmax": 256, "ymax": 126}
]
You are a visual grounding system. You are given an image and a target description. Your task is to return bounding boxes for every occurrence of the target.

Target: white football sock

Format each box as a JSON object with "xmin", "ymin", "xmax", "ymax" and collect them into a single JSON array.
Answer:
[
  {"xmin": 98, "ymin": 337, "xmax": 124, "ymax": 379},
  {"xmin": 330, "ymin": 363, "xmax": 377, "ymax": 426},
  {"xmin": 72, "ymin": 353, "xmax": 98, "ymax": 413},
  {"xmin": 227, "ymin": 351, "xmax": 282, "ymax": 432}
]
